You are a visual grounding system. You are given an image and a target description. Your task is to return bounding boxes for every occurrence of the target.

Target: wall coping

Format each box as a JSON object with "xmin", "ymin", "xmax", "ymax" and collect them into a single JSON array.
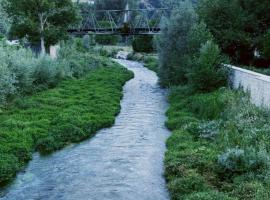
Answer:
[{"xmin": 224, "ymin": 64, "xmax": 270, "ymax": 83}]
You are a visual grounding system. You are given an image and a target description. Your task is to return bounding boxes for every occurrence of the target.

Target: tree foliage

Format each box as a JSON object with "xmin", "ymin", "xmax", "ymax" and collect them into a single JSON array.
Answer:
[
  {"xmin": 156, "ymin": 0, "xmax": 197, "ymax": 87},
  {"xmin": 198, "ymin": 0, "xmax": 270, "ymax": 66},
  {"xmin": 132, "ymin": 35, "xmax": 154, "ymax": 53},
  {"xmin": 4, "ymin": 0, "xmax": 79, "ymax": 53},
  {"xmin": 0, "ymin": 0, "xmax": 10, "ymax": 35}
]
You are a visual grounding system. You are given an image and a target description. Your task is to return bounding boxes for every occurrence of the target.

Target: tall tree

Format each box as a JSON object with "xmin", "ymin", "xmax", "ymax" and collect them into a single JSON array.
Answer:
[
  {"xmin": 0, "ymin": 0, "xmax": 10, "ymax": 35},
  {"xmin": 198, "ymin": 0, "xmax": 270, "ymax": 66},
  {"xmin": 156, "ymin": 0, "xmax": 197, "ymax": 86},
  {"xmin": 4, "ymin": 0, "xmax": 79, "ymax": 54}
]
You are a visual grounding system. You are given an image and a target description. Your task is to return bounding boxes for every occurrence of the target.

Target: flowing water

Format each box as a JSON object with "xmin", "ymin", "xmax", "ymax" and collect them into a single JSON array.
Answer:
[{"xmin": 0, "ymin": 60, "xmax": 170, "ymax": 200}]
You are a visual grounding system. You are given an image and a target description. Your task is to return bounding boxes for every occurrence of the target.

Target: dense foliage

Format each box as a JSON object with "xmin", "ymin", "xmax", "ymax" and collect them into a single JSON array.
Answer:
[
  {"xmin": 157, "ymin": 1, "xmax": 227, "ymax": 91},
  {"xmin": 154, "ymin": 0, "xmax": 270, "ymax": 199},
  {"xmin": 198, "ymin": 0, "xmax": 270, "ymax": 67},
  {"xmin": 0, "ymin": 0, "xmax": 10, "ymax": 36},
  {"xmin": 0, "ymin": 39, "xmax": 107, "ymax": 105},
  {"xmin": 0, "ymin": 43, "xmax": 133, "ymax": 186},
  {"xmin": 4, "ymin": 0, "xmax": 79, "ymax": 54},
  {"xmin": 132, "ymin": 36, "xmax": 154, "ymax": 53},
  {"xmin": 165, "ymin": 87, "xmax": 270, "ymax": 200}
]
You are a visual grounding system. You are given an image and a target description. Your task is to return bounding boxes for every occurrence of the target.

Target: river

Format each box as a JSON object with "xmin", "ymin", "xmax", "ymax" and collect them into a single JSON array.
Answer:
[{"xmin": 0, "ymin": 60, "xmax": 170, "ymax": 200}]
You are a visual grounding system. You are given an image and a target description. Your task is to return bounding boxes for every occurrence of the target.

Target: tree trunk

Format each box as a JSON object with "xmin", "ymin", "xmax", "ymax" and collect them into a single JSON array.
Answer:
[
  {"xmin": 39, "ymin": 14, "xmax": 46, "ymax": 55},
  {"xmin": 41, "ymin": 36, "xmax": 46, "ymax": 55}
]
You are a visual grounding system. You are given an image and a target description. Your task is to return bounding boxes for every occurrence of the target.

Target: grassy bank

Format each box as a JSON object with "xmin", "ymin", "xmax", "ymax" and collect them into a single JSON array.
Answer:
[
  {"xmin": 165, "ymin": 87, "xmax": 270, "ymax": 200},
  {"xmin": 0, "ymin": 62, "xmax": 133, "ymax": 186},
  {"xmin": 127, "ymin": 53, "xmax": 159, "ymax": 73}
]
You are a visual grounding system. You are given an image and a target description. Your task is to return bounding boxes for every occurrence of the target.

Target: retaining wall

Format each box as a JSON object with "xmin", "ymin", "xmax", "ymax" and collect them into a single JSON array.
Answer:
[{"xmin": 228, "ymin": 64, "xmax": 270, "ymax": 107}]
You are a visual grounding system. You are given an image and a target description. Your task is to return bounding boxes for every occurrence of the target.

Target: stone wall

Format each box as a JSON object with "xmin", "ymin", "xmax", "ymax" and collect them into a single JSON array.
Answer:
[{"xmin": 228, "ymin": 64, "xmax": 270, "ymax": 107}]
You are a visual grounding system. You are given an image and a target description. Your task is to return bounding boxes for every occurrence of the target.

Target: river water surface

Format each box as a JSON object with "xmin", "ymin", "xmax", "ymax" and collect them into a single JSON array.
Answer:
[{"xmin": 0, "ymin": 60, "xmax": 170, "ymax": 200}]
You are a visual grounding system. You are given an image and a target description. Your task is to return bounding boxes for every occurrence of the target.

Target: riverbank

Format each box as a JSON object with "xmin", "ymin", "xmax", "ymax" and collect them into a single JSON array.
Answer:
[
  {"xmin": 165, "ymin": 86, "xmax": 270, "ymax": 199},
  {"xmin": 1, "ymin": 59, "xmax": 169, "ymax": 200},
  {"xmin": 0, "ymin": 62, "xmax": 133, "ymax": 186}
]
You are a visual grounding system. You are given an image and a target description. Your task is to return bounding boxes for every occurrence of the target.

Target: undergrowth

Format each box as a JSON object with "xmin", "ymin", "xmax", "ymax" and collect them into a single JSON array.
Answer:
[
  {"xmin": 165, "ymin": 87, "xmax": 270, "ymax": 200},
  {"xmin": 0, "ymin": 62, "xmax": 133, "ymax": 186}
]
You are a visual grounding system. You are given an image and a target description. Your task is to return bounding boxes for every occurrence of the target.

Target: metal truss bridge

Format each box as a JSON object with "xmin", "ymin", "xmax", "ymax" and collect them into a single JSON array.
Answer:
[{"xmin": 68, "ymin": 7, "xmax": 169, "ymax": 35}]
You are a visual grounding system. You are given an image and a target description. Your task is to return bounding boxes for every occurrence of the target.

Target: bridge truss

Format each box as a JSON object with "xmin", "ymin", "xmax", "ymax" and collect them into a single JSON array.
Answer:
[{"xmin": 68, "ymin": 8, "xmax": 169, "ymax": 35}]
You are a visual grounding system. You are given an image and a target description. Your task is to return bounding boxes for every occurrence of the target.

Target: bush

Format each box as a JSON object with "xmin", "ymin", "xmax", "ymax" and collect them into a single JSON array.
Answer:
[
  {"xmin": 188, "ymin": 40, "xmax": 228, "ymax": 92},
  {"xmin": 132, "ymin": 36, "xmax": 154, "ymax": 53},
  {"xmin": 231, "ymin": 181, "xmax": 270, "ymax": 200},
  {"xmin": 184, "ymin": 191, "xmax": 237, "ymax": 200},
  {"xmin": 33, "ymin": 56, "xmax": 58, "ymax": 88},
  {"xmin": 262, "ymin": 30, "xmax": 270, "ymax": 59},
  {"xmin": 0, "ymin": 64, "xmax": 16, "ymax": 104},
  {"xmin": 218, "ymin": 147, "xmax": 270, "ymax": 175},
  {"xmin": 168, "ymin": 170, "xmax": 210, "ymax": 199},
  {"xmin": 95, "ymin": 35, "xmax": 119, "ymax": 45}
]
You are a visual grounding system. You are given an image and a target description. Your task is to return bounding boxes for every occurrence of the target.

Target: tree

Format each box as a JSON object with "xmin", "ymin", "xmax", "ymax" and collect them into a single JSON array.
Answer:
[
  {"xmin": 156, "ymin": 0, "xmax": 197, "ymax": 86},
  {"xmin": 198, "ymin": 0, "xmax": 270, "ymax": 67},
  {"xmin": 4, "ymin": 0, "xmax": 79, "ymax": 54},
  {"xmin": 188, "ymin": 40, "xmax": 228, "ymax": 92},
  {"xmin": 0, "ymin": 0, "xmax": 10, "ymax": 36}
]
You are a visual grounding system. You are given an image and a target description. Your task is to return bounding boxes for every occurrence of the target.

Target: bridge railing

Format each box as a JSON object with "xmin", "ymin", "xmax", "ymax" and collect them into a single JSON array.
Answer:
[{"xmin": 68, "ymin": 8, "xmax": 169, "ymax": 35}]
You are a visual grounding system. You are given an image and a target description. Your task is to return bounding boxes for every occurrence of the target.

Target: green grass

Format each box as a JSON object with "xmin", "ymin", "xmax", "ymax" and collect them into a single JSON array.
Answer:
[
  {"xmin": 0, "ymin": 62, "xmax": 133, "ymax": 186},
  {"xmin": 165, "ymin": 86, "xmax": 270, "ymax": 200},
  {"xmin": 127, "ymin": 53, "xmax": 159, "ymax": 73}
]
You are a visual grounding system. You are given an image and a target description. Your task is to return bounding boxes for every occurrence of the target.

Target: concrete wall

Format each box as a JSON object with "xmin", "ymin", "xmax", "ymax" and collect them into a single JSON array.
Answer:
[
  {"xmin": 228, "ymin": 64, "xmax": 270, "ymax": 107},
  {"xmin": 49, "ymin": 45, "xmax": 60, "ymax": 59}
]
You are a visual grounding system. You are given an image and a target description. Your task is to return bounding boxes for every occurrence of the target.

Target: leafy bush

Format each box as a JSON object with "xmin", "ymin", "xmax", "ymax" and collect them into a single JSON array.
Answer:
[
  {"xmin": 184, "ymin": 191, "xmax": 237, "ymax": 200},
  {"xmin": 168, "ymin": 170, "xmax": 210, "ymax": 199},
  {"xmin": 218, "ymin": 148, "xmax": 270, "ymax": 174},
  {"xmin": 132, "ymin": 36, "xmax": 154, "ymax": 53},
  {"xmin": 188, "ymin": 40, "xmax": 228, "ymax": 92},
  {"xmin": 0, "ymin": 64, "xmax": 16, "ymax": 104},
  {"xmin": 196, "ymin": 120, "xmax": 221, "ymax": 140},
  {"xmin": 33, "ymin": 56, "xmax": 58, "ymax": 88},
  {"xmin": 262, "ymin": 30, "xmax": 270, "ymax": 59},
  {"xmin": 231, "ymin": 181, "xmax": 270, "ymax": 200}
]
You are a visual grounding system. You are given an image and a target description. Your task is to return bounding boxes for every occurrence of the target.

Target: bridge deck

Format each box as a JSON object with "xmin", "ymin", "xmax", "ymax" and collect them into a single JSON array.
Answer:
[{"xmin": 68, "ymin": 28, "xmax": 162, "ymax": 35}]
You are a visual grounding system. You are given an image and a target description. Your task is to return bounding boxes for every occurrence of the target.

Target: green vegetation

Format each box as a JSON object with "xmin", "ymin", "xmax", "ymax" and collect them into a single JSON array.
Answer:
[
  {"xmin": 165, "ymin": 87, "xmax": 270, "ymax": 200},
  {"xmin": 0, "ymin": 38, "xmax": 133, "ymax": 186},
  {"xmin": 4, "ymin": 0, "xmax": 79, "ymax": 54},
  {"xmin": 198, "ymin": 0, "xmax": 270, "ymax": 67},
  {"xmin": 132, "ymin": 35, "xmax": 154, "ymax": 53},
  {"xmin": 127, "ymin": 53, "xmax": 159, "ymax": 73},
  {"xmin": 0, "ymin": 61, "xmax": 133, "ymax": 186},
  {"xmin": 156, "ymin": 1, "xmax": 226, "ymax": 88},
  {"xmin": 154, "ymin": 1, "xmax": 270, "ymax": 199}
]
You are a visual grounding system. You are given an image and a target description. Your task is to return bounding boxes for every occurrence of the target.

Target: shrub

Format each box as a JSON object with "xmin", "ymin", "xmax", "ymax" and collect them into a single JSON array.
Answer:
[
  {"xmin": 262, "ymin": 30, "xmax": 270, "ymax": 59},
  {"xmin": 132, "ymin": 36, "xmax": 154, "ymax": 53},
  {"xmin": 0, "ymin": 64, "xmax": 16, "ymax": 104},
  {"xmin": 196, "ymin": 120, "xmax": 221, "ymax": 140},
  {"xmin": 231, "ymin": 181, "xmax": 270, "ymax": 200},
  {"xmin": 187, "ymin": 22, "xmax": 214, "ymax": 56},
  {"xmin": 184, "ymin": 190, "xmax": 237, "ymax": 200},
  {"xmin": 95, "ymin": 35, "xmax": 119, "ymax": 45},
  {"xmin": 168, "ymin": 170, "xmax": 210, "ymax": 199},
  {"xmin": 218, "ymin": 147, "xmax": 270, "ymax": 175},
  {"xmin": 188, "ymin": 40, "xmax": 228, "ymax": 92},
  {"xmin": 33, "ymin": 56, "xmax": 58, "ymax": 88}
]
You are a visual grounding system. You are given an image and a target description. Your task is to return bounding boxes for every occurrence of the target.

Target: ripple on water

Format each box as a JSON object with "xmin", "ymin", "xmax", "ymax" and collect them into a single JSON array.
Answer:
[{"xmin": 0, "ymin": 59, "xmax": 170, "ymax": 200}]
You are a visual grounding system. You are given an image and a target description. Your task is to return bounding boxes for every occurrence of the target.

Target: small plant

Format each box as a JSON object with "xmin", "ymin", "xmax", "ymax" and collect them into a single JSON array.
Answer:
[
  {"xmin": 218, "ymin": 147, "xmax": 270, "ymax": 174},
  {"xmin": 197, "ymin": 120, "xmax": 221, "ymax": 140}
]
